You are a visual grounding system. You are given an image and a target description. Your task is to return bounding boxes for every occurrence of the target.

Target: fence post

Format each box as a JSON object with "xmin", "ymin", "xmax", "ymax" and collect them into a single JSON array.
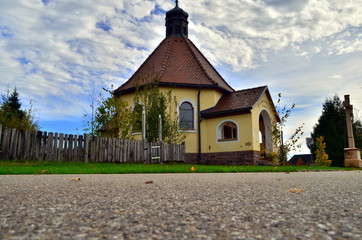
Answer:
[
  {"xmin": 26, "ymin": 131, "xmax": 32, "ymax": 160},
  {"xmin": 9, "ymin": 128, "xmax": 18, "ymax": 160},
  {"xmin": 35, "ymin": 131, "xmax": 41, "ymax": 160},
  {"xmin": 120, "ymin": 139, "xmax": 124, "ymax": 163},
  {"xmin": 1, "ymin": 128, "xmax": 9, "ymax": 160},
  {"xmin": 160, "ymin": 142, "xmax": 164, "ymax": 163},
  {"xmin": 17, "ymin": 130, "xmax": 25, "ymax": 160},
  {"xmin": 23, "ymin": 131, "xmax": 30, "ymax": 161},
  {"xmin": 53, "ymin": 133, "xmax": 58, "ymax": 162},
  {"xmin": 95, "ymin": 136, "xmax": 99, "ymax": 162},
  {"xmin": 84, "ymin": 134, "xmax": 89, "ymax": 163},
  {"xmin": 68, "ymin": 134, "xmax": 74, "ymax": 162},
  {"xmin": 73, "ymin": 135, "xmax": 78, "ymax": 162},
  {"xmin": 0, "ymin": 124, "xmax": 2, "ymax": 148},
  {"xmin": 0, "ymin": 125, "xmax": 2, "ymax": 157},
  {"xmin": 41, "ymin": 132, "xmax": 47, "ymax": 161},
  {"xmin": 108, "ymin": 137, "xmax": 112, "ymax": 162},
  {"xmin": 91, "ymin": 136, "xmax": 96, "ymax": 162},
  {"xmin": 47, "ymin": 132, "xmax": 54, "ymax": 161}
]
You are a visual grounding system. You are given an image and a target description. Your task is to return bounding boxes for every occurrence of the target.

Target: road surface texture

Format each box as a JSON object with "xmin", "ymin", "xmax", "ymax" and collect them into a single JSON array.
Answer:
[{"xmin": 0, "ymin": 171, "xmax": 361, "ymax": 239}]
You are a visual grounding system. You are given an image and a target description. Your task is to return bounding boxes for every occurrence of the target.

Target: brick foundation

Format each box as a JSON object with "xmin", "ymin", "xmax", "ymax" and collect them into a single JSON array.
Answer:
[{"xmin": 185, "ymin": 151, "xmax": 260, "ymax": 165}]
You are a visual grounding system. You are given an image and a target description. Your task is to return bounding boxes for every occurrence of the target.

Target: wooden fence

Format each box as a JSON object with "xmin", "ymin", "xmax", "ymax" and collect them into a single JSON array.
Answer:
[{"xmin": 0, "ymin": 124, "xmax": 185, "ymax": 163}]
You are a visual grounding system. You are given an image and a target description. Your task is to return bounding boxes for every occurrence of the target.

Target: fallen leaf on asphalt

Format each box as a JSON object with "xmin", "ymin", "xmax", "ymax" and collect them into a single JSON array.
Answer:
[
  {"xmin": 70, "ymin": 177, "xmax": 81, "ymax": 181},
  {"xmin": 145, "ymin": 180, "xmax": 153, "ymax": 184},
  {"xmin": 288, "ymin": 188, "xmax": 306, "ymax": 193}
]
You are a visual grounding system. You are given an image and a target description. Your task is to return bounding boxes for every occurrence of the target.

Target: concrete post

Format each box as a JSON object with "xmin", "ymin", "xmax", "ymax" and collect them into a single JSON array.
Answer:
[
  {"xmin": 158, "ymin": 114, "xmax": 162, "ymax": 142},
  {"xmin": 142, "ymin": 110, "xmax": 146, "ymax": 140},
  {"xmin": 343, "ymin": 95, "xmax": 362, "ymax": 167},
  {"xmin": 343, "ymin": 95, "xmax": 355, "ymax": 148}
]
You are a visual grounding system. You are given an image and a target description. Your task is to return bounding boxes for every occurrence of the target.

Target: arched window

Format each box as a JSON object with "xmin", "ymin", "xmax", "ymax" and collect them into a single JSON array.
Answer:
[
  {"xmin": 179, "ymin": 101, "xmax": 194, "ymax": 130},
  {"xmin": 217, "ymin": 121, "xmax": 238, "ymax": 142},
  {"xmin": 133, "ymin": 104, "xmax": 143, "ymax": 133}
]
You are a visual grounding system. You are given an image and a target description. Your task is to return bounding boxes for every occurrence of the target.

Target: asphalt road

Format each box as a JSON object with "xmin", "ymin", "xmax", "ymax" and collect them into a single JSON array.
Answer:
[{"xmin": 0, "ymin": 171, "xmax": 361, "ymax": 239}]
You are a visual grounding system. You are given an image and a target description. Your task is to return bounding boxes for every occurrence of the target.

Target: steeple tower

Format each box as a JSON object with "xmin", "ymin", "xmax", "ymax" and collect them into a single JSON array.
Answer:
[{"xmin": 165, "ymin": 0, "xmax": 189, "ymax": 38}]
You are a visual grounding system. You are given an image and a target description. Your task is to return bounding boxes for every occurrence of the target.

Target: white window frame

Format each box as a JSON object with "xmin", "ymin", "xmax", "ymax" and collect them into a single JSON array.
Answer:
[
  {"xmin": 178, "ymin": 98, "xmax": 197, "ymax": 132},
  {"xmin": 216, "ymin": 119, "xmax": 240, "ymax": 143}
]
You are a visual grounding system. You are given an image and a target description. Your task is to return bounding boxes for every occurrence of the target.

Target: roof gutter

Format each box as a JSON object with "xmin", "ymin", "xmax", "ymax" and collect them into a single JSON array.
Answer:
[
  {"xmin": 114, "ymin": 82, "xmax": 232, "ymax": 96},
  {"xmin": 201, "ymin": 107, "xmax": 252, "ymax": 119}
]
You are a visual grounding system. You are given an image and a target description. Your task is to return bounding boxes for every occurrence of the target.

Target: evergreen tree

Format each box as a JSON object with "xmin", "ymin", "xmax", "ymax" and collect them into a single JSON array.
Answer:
[
  {"xmin": 311, "ymin": 95, "xmax": 362, "ymax": 167},
  {"xmin": 1, "ymin": 88, "xmax": 24, "ymax": 119},
  {"xmin": 0, "ymin": 87, "xmax": 39, "ymax": 131},
  {"xmin": 355, "ymin": 120, "xmax": 362, "ymax": 149},
  {"xmin": 314, "ymin": 136, "xmax": 330, "ymax": 166}
]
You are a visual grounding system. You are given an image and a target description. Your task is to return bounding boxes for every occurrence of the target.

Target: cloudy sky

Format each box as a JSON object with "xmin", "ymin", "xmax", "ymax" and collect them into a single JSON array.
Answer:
[{"xmin": 1, "ymin": 0, "xmax": 362, "ymax": 155}]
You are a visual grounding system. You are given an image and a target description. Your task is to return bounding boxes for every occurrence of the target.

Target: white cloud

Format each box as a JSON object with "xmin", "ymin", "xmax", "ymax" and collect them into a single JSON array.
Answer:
[
  {"xmin": 328, "ymin": 74, "xmax": 343, "ymax": 79},
  {"xmin": 182, "ymin": 0, "xmax": 362, "ymax": 70}
]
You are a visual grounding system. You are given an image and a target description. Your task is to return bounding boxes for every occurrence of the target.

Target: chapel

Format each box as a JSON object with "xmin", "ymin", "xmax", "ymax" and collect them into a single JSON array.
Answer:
[{"xmin": 115, "ymin": 1, "xmax": 279, "ymax": 165}]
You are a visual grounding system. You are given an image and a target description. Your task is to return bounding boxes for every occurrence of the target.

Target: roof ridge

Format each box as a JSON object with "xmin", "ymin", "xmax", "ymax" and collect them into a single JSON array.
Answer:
[
  {"xmin": 116, "ymin": 37, "xmax": 235, "ymax": 94},
  {"xmin": 185, "ymin": 39, "xmax": 234, "ymax": 92},
  {"xmin": 158, "ymin": 38, "xmax": 174, "ymax": 80},
  {"xmin": 184, "ymin": 39, "xmax": 217, "ymax": 85},
  {"xmin": 233, "ymin": 85, "xmax": 267, "ymax": 93},
  {"xmin": 114, "ymin": 40, "xmax": 167, "ymax": 93}
]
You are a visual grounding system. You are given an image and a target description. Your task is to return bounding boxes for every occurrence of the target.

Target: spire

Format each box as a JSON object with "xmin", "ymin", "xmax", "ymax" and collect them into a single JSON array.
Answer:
[{"xmin": 165, "ymin": 0, "xmax": 189, "ymax": 38}]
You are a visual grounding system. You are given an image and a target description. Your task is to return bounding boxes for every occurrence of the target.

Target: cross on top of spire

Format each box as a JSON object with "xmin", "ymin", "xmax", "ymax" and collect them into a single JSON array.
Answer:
[{"xmin": 176, "ymin": 0, "xmax": 179, "ymax": 7}]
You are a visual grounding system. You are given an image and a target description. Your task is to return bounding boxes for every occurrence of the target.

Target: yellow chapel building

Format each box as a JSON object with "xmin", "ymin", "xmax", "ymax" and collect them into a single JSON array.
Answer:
[{"xmin": 114, "ymin": 2, "xmax": 279, "ymax": 165}]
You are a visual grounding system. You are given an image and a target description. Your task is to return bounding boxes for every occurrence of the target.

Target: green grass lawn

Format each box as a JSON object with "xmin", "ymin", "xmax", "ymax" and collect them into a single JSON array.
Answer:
[{"xmin": 0, "ymin": 160, "xmax": 357, "ymax": 174}]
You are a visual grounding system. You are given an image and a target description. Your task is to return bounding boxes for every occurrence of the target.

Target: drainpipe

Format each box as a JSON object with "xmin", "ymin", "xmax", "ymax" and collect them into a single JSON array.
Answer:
[{"xmin": 197, "ymin": 88, "xmax": 202, "ymax": 164}]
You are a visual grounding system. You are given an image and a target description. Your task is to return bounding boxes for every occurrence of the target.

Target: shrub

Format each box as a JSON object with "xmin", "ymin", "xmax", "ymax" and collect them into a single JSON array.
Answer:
[{"xmin": 315, "ymin": 136, "xmax": 331, "ymax": 166}]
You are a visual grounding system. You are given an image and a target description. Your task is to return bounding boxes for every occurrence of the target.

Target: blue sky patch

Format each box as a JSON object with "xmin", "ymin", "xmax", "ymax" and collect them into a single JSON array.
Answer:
[
  {"xmin": 1, "ymin": 32, "xmax": 13, "ymax": 38},
  {"xmin": 42, "ymin": 0, "xmax": 50, "ymax": 5},
  {"xmin": 121, "ymin": 37, "xmax": 149, "ymax": 52},
  {"xmin": 151, "ymin": 5, "xmax": 166, "ymax": 15},
  {"xmin": 124, "ymin": 41, "xmax": 148, "ymax": 51},
  {"xmin": 96, "ymin": 21, "xmax": 111, "ymax": 32},
  {"xmin": 27, "ymin": 68, "xmax": 37, "ymax": 74},
  {"xmin": 16, "ymin": 57, "xmax": 32, "ymax": 65},
  {"xmin": 0, "ymin": 25, "xmax": 13, "ymax": 38}
]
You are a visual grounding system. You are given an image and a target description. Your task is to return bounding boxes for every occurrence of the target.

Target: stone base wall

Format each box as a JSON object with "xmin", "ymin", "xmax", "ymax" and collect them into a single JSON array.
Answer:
[{"xmin": 186, "ymin": 151, "xmax": 261, "ymax": 165}]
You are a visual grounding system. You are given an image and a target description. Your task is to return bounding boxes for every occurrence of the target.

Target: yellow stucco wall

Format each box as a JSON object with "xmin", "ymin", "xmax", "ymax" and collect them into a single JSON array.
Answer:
[
  {"xmin": 117, "ymin": 87, "xmax": 276, "ymax": 154},
  {"xmin": 250, "ymin": 93, "xmax": 278, "ymax": 152},
  {"xmin": 120, "ymin": 87, "xmax": 222, "ymax": 111},
  {"xmin": 201, "ymin": 114, "xmax": 254, "ymax": 153},
  {"xmin": 118, "ymin": 87, "xmax": 223, "ymax": 153}
]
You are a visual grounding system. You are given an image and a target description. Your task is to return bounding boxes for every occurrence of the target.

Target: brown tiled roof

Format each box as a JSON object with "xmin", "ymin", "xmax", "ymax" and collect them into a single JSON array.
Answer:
[
  {"xmin": 114, "ymin": 36, "xmax": 234, "ymax": 94},
  {"xmin": 201, "ymin": 86, "xmax": 272, "ymax": 118}
]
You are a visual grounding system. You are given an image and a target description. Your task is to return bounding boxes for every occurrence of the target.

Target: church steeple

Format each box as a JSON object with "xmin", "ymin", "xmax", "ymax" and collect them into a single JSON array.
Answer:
[{"xmin": 165, "ymin": 0, "xmax": 189, "ymax": 38}]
